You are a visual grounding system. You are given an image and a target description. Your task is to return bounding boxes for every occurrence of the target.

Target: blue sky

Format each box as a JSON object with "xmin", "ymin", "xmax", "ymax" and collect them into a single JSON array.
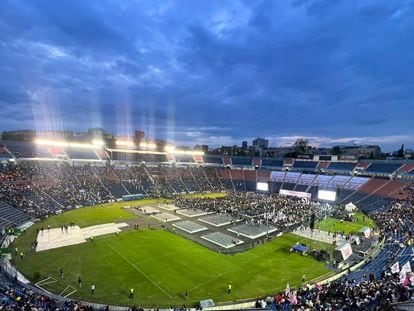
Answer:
[{"xmin": 0, "ymin": 0, "xmax": 413, "ymax": 151}]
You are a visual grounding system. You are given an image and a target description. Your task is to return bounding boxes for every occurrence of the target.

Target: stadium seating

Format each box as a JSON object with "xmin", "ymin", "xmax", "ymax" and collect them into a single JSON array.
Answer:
[
  {"xmin": 397, "ymin": 163, "xmax": 414, "ymax": 173},
  {"xmin": 269, "ymin": 181, "xmax": 282, "ymax": 193},
  {"xmin": 312, "ymin": 175, "xmax": 334, "ymax": 188},
  {"xmin": 64, "ymin": 148, "xmax": 99, "ymax": 160},
  {"xmin": 326, "ymin": 175, "xmax": 352, "ymax": 188},
  {"xmin": 294, "ymin": 184, "xmax": 308, "ymax": 192},
  {"xmin": 257, "ymin": 169, "xmax": 270, "ymax": 181},
  {"xmin": 2, "ymin": 141, "xmax": 50, "ymax": 158},
  {"xmin": 342, "ymin": 176, "xmax": 369, "ymax": 190},
  {"xmin": 203, "ymin": 155, "xmax": 223, "ymax": 165},
  {"xmin": 292, "ymin": 161, "xmax": 318, "ymax": 170},
  {"xmin": 284, "ymin": 172, "xmax": 301, "ymax": 183},
  {"xmin": 0, "ymin": 145, "xmax": 11, "ymax": 158},
  {"xmin": 270, "ymin": 171, "xmax": 286, "ymax": 182},
  {"xmin": 0, "ymin": 202, "xmax": 31, "ymax": 231},
  {"xmin": 231, "ymin": 157, "xmax": 252, "ymax": 166},
  {"xmin": 281, "ymin": 182, "xmax": 296, "ymax": 190},
  {"xmin": 175, "ymin": 154, "xmax": 195, "ymax": 163},
  {"xmin": 296, "ymin": 173, "xmax": 316, "ymax": 185},
  {"xmin": 326, "ymin": 162, "xmax": 357, "ymax": 172},
  {"xmin": 365, "ymin": 163, "xmax": 402, "ymax": 174},
  {"xmin": 261, "ymin": 159, "xmax": 284, "ymax": 168},
  {"xmin": 358, "ymin": 178, "xmax": 390, "ymax": 194}
]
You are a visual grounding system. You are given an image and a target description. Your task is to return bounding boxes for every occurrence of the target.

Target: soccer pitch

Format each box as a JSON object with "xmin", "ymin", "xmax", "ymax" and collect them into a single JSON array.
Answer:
[{"xmin": 12, "ymin": 197, "xmax": 331, "ymax": 307}]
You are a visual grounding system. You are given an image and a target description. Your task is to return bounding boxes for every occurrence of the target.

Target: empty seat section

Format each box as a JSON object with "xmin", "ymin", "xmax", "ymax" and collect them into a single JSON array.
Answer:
[
  {"xmin": 313, "ymin": 175, "xmax": 334, "ymax": 188},
  {"xmin": 359, "ymin": 178, "xmax": 389, "ymax": 194},
  {"xmin": 231, "ymin": 157, "xmax": 252, "ymax": 166},
  {"xmin": 326, "ymin": 162, "xmax": 357, "ymax": 172},
  {"xmin": 175, "ymin": 155, "xmax": 195, "ymax": 163},
  {"xmin": 293, "ymin": 161, "xmax": 318, "ymax": 170},
  {"xmin": 326, "ymin": 175, "xmax": 352, "ymax": 188},
  {"xmin": 261, "ymin": 159, "xmax": 284, "ymax": 168},
  {"xmin": 284, "ymin": 172, "xmax": 301, "ymax": 183},
  {"xmin": 270, "ymin": 171, "xmax": 285, "ymax": 182},
  {"xmin": 269, "ymin": 181, "xmax": 282, "ymax": 193},
  {"xmin": 257, "ymin": 169, "xmax": 270, "ymax": 181},
  {"xmin": 365, "ymin": 163, "xmax": 402, "ymax": 174},
  {"xmin": 297, "ymin": 173, "xmax": 316, "ymax": 185},
  {"xmin": 203, "ymin": 155, "xmax": 223, "ymax": 164},
  {"xmin": 374, "ymin": 180, "xmax": 406, "ymax": 198},
  {"xmin": 65, "ymin": 149, "xmax": 99, "ymax": 160},
  {"xmin": 342, "ymin": 176, "xmax": 369, "ymax": 190}
]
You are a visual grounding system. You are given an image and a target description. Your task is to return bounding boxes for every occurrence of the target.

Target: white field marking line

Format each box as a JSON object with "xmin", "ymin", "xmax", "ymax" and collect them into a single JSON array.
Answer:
[
  {"xmin": 103, "ymin": 241, "xmax": 174, "ymax": 299},
  {"xmin": 34, "ymin": 277, "xmax": 56, "ymax": 296},
  {"xmin": 35, "ymin": 276, "xmax": 57, "ymax": 286},
  {"xmin": 60, "ymin": 285, "xmax": 77, "ymax": 298},
  {"xmin": 177, "ymin": 247, "xmax": 282, "ymax": 297}
]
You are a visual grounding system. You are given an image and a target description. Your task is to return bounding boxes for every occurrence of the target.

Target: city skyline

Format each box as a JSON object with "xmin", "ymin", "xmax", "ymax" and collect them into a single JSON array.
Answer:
[{"xmin": 1, "ymin": 0, "xmax": 413, "ymax": 151}]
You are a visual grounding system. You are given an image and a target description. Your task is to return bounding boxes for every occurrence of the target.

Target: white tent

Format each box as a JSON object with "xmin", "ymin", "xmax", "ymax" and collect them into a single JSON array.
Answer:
[{"xmin": 345, "ymin": 202, "xmax": 357, "ymax": 212}]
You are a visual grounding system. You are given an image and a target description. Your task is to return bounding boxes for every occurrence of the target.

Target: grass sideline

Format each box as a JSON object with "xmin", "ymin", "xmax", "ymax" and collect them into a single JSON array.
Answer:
[
  {"xmin": 11, "ymin": 194, "xmax": 331, "ymax": 307},
  {"xmin": 315, "ymin": 212, "xmax": 375, "ymax": 235}
]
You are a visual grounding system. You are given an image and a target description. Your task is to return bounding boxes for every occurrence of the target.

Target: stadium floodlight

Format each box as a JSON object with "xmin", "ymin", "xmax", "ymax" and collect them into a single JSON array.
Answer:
[
  {"xmin": 116, "ymin": 140, "xmax": 135, "ymax": 147},
  {"xmin": 34, "ymin": 139, "xmax": 100, "ymax": 149},
  {"xmin": 140, "ymin": 142, "xmax": 157, "ymax": 149},
  {"xmin": 165, "ymin": 145, "xmax": 176, "ymax": 153},
  {"xmin": 92, "ymin": 139, "xmax": 105, "ymax": 146},
  {"xmin": 173, "ymin": 150, "xmax": 204, "ymax": 156}
]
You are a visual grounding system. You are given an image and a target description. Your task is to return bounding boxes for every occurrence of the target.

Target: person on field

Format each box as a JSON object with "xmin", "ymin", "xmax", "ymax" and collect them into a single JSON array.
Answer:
[
  {"xmin": 91, "ymin": 284, "xmax": 95, "ymax": 294},
  {"xmin": 129, "ymin": 288, "xmax": 134, "ymax": 299},
  {"xmin": 228, "ymin": 284, "xmax": 232, "ymax": 293},
  {"xmin": 60, "ymin": 267, "xmax": 64, "ymax": 279},
  {"xmin": 78, "ymin": 276, "xmax": 82, "ymax": 288}
]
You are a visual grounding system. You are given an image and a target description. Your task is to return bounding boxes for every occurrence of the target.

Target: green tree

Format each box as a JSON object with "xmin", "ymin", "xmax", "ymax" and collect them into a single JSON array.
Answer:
[
  {"xmin": 293, "ymin": 139, "xmax": 310, "ymax": 154},
  {"xmin": 331, "ymin": 146, "xmax": 342, "ymax": 155},
  {"xmin": 396, "ymin": 144, "xmax": 405, "ymax": 158}
]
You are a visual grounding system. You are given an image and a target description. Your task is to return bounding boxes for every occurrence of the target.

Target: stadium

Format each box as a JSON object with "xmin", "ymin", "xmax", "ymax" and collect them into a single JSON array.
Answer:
[
  {"xmin": 1, "ymin": 1, "xmax": 414, "ymax": 310},
  {"xmin": 1, "ymin": 139, "xmax": 414, "ymax": 310}
]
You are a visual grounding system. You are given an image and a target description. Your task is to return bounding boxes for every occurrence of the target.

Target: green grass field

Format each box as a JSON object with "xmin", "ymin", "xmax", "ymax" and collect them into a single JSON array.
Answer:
[
  {"xmin": 13, "ymin": 230, "xmax": 329, "ymax": 307},
  {"xmin": 315, "ymin": 212, "xmax": 375, "ymax": 235},
  {"xmin": 11, "ymin": 196, "xmax": 331, "ymax": 307}
]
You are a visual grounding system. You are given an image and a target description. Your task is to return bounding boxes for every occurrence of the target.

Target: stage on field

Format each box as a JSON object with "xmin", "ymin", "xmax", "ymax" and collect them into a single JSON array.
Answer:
[
  {"xmin": 172, "ymin": 220, "xmax": 208, "ymax": 234},
  {"xmin": 199, "ymin": 214, "xmax": 237, "ymax": 227},
  {"xmin": 201, "ymin": 232, "xmax": 244, "ymax": 249},
  {"xmin": 36, "ymin": 223, "xmax": 128, "ymax": 252},
  {"xmin": 176, "ymin": 208, "xmax": 214, "ymax": 218},
  {"xmin": 227, "ymin": 223, "xmax": 277, "ymax": 239},
  {"xmin": 151, "ymin": 212, "xmax": 181, "ymax": 222},
  {"xmin": 136, "ymin": 206, "xmax": 160, "ymax": 215},
  {"xmin": 158, "ymin": 203, "xmax": 179, "ymax": 211}
]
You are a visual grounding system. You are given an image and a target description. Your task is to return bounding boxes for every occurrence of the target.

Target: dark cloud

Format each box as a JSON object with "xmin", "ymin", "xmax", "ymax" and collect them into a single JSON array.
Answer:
[{"xmin": 0, "ymin": 0, "xmax": 413, "ymax": 150}]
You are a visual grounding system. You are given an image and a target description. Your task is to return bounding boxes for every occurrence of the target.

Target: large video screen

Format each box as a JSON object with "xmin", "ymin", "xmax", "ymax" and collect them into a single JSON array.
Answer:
[
  {"xmin": 256, "ymin": 182, "xmax": 269, "ymax": 192},
  {"xmin": 318, "ymin": 189, "xmax": 336, "ymax": 202}
]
